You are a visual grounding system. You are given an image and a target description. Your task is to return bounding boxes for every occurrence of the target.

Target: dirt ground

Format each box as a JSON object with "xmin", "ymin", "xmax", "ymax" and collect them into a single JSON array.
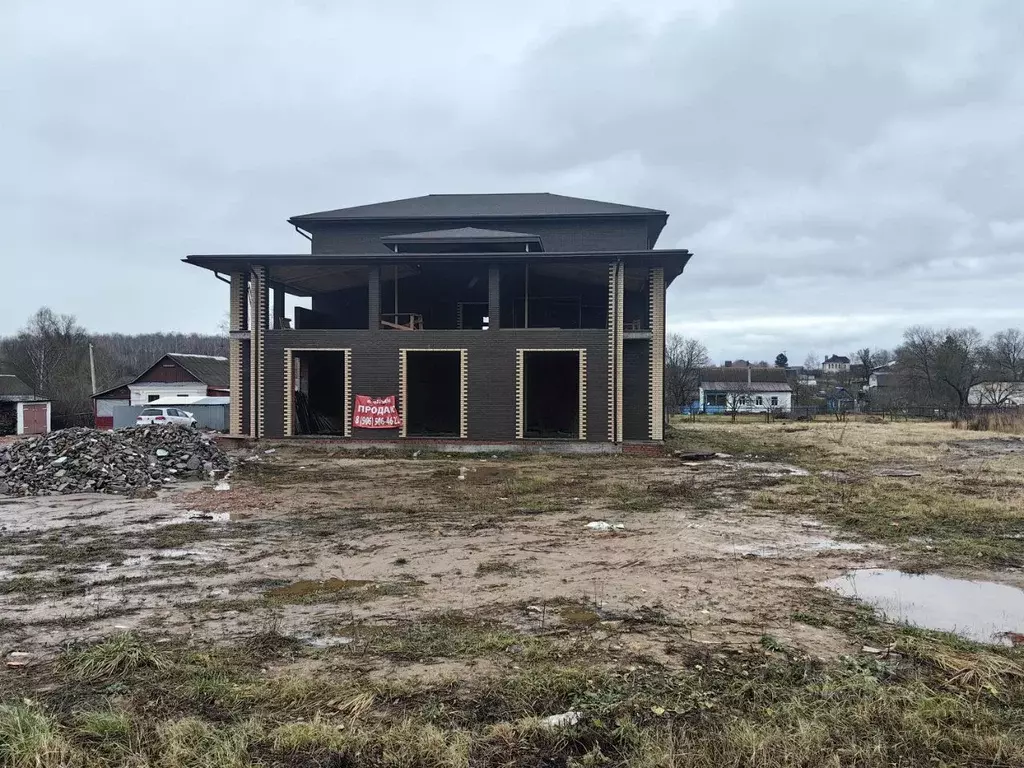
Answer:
[
  {"xmin": 3, "ymin": 419, "xmax": 1024, "ymax": 767},
  {"xmin": 3, "ymin": 419, "xmax": 1021, "ymax": 663}
]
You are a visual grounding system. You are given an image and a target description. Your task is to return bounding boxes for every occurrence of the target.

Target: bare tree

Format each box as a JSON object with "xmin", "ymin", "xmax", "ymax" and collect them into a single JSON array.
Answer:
[
  {"xmin": 870, "ymin": 348, "xmax": 892, "ymax": 368},
  {"xmin": 0, "ymin": 308, "xmax": 91, "ymax": 427},
  {"xmin": 856, "ymin": 348, "xmax": 873, "ymax": 380},
  {"xmin": 896, "ymin": 326, "xmax": 943, "ymax": 407},
  {"xmin": 1, "ymin": 308, "xmax": 229, "ymax": 429},
  {"xmin": 934, "ymin": 328, "xmax": 988, "ymax": 415},
  {"xmin": 987, "ymin": 328, "xmax": 1024, "ymax": 382},
  {"xmin": 91, "ymin": 332, "xmax": 228, "ymax": 390},
  {"xmin": 726, "ymin": 391, "xmax": 743, "ymax": 422},
  {"xmin": 803, "ymin": 351, "xmax": 819, "ymax": 370},
  {"xmin": 972, "ymin": 381, "xmax": 1024, "ymax": 406},
  {"xmin": 664, "ymin": 334, "xmax": 710, "ymax": 414}
]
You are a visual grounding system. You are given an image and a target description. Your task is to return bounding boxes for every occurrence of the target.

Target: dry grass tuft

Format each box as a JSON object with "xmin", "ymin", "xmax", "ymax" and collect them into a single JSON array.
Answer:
[
  {"xmin": 954, "ymin": 410, "xmax": 1024, "ymax": 435},
  {"xmin": 61, "ymin": 632, "xmax": 165, "ymax": 682},
  {"xmin": 0, "ymin": 704, "xmax": 74, "ymax": 768}
]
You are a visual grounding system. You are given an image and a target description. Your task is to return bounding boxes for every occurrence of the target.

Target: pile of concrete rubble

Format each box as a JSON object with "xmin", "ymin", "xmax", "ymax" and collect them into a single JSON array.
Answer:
[{"xmin": 0, "ymin": 426, "xmax": 229, "ymax": 497}]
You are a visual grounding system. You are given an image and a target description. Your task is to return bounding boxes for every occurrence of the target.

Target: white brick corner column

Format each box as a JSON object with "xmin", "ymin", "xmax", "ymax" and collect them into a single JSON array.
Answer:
[
  {"xmin": 459, "ymin": 349, "xmax": 468, "ymax": 439},
  {"xmin": 615, "ymin": 262, "xmax": 624, "ymax": 443},
  {"xmin": 606, "ymin": 263, "xmax": 617, "ymax": 442},
  {"xmin": 251, "ymin": 266, "xmax": 268, "ymax": 439},
  {"xmin": 578, "ymin": 350, "xmax": 588, "ymax": 441},
  {"xmin": 398, "ymin": 349, "xmax": 408, "ymax": 438},
  {"xmin": 649, "ymin": 267, "xmax": 666, "ymax": 441},
  {"xmin": 228, "ymin": 272, "xmax": 246, "ymax": 436},
  {"xmin": 515, "ymin": 349, "xmax": 525, "ymax": 440}
]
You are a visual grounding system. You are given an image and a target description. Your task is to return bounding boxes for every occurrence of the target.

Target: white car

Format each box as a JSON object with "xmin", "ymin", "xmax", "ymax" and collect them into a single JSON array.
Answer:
[{"xmin": 136, "ymin": 407, "xmax": 197, "ymax": 427}]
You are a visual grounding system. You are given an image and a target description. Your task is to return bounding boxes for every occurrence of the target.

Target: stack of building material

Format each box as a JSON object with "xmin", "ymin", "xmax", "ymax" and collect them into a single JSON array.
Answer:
[{"xmin": 0, "ymin": 425, "xmax": 228, "ymax": 497}]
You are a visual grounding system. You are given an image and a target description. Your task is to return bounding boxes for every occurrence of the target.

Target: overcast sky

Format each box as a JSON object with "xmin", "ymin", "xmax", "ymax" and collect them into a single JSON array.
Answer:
[{"xmin": 4, "ymin": 0, "xmax": 1024, "ymax": 363}]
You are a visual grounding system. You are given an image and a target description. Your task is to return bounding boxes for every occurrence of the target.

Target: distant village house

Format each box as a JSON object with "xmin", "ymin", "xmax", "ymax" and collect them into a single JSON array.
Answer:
[
  {"xmin": 822, "ymin": 355, "xmax": 851, "ymax": 373},
  {"xmin": 697, "ymin": 367, "xmax": 792, "ymax": 413},
  {"xmin": 91, "ymin": 353, "xmax": 229, "ymax": 429},
  {"xmin": 969, "ymin": 381, "xmax": 1024, "ymax": 407}
]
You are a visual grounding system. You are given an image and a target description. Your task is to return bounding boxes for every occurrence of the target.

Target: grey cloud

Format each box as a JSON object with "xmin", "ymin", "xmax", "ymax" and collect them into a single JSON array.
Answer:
[{"xmin": 3, "ymin": 0, "xmax": 1023, "ymax": 363}]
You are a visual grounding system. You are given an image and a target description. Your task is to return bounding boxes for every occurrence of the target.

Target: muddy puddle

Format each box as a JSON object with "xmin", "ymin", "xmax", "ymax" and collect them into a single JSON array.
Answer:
[{"xmin": 822, "ymin": 569, "xmax": 1024, "ymax": 644}]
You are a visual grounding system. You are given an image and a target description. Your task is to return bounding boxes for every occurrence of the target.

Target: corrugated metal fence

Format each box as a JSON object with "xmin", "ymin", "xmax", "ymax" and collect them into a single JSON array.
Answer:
[{"xmin": 113, "ymin": 405, "xmax": 229, "ymax": 431}]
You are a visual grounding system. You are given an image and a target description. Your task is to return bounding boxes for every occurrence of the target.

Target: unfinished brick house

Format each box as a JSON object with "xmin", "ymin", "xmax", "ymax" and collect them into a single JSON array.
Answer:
[{"xmin": 185, "ymin": 193, "xmax": 691, "ymax": 446}]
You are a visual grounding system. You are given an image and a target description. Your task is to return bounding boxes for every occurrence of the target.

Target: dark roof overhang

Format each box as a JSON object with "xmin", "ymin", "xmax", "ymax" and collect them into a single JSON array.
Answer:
[{"xmin": 184, "ymin": 249, "xmax": 693, "ymax": 296}]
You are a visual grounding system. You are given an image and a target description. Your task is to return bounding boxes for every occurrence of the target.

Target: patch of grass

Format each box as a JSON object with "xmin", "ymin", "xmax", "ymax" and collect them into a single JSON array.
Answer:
[
  {"xmin": 607, "ymin": 478, "xmax": 709, "ymax": 512},
  {"xmin": 158, "ymin": 716, "xmax": 256, "ymax": 768},
  {"xmin": 61, "ymin": 632, "xmax": 165, "ymax": 682},
  {"xmin": 475, "ymin": 560, "xmax": 521, "ymax": 577},
  {"xmin": 142, "ymin": 522, "xmax": 224, "ymax": 549},
  {"xmin": 755, "ymin": 474, "xmax": 1024, "ymax": 566},
  {"xmin": 267, "ymin": 715, "xmax": 347, "ymax": 754},
  {"xmin": 0, "ymin": 703, "xmax": 74, "ymax": 768},
  {"xmin": 759, "ymin": 634, "xmax": 790, "ymax": 654},
  {"xmin": 608, "ymin": 482, "xmax": 661, "ymax": 512},
  {"xmin": 955, "ymin": 410, "xmax": 1024, "ymax": 435},
  {"xmin": 358, "ymin": 613, "xmax": 529, "ymax": 661},
  {"xmin": 790, "ymin": 610, "xmax": 826, "ymax": 627},
  {"xmin": 265, "ymin": 577, "xmax": 423, "ymax": 605},
  {"xmin": 6, "ymin": 625, "xmax": 1024, "ymax": 768},
  {"xmin": 75, "ymin": 707, "xmax": 134, "ymax": 742},
  {"xmin": 0, "ymin": 575, "xmax": 85, "ymax": 598}
]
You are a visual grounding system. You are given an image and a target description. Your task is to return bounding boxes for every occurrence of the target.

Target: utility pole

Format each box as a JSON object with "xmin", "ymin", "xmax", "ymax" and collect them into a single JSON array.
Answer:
[{"xmin": 88, "ymin": 343, "xmax": 97, "ymax": 394}]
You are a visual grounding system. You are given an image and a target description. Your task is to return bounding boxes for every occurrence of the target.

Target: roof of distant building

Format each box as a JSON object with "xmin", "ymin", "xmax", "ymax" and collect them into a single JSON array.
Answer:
[
  {"xmin": 701, "ymin": 381, "xmax": 792, "ymax": 393},
  {"xmin": 824, "ymin": 355, "xmax": 851, "ymax": 364},
  {"xmin": 0, "ymin": 373, "xmax": 34, "ymax": 400},
  {"xmin": 165, "ymin": 354, "xmax": 229, "ymax": 389},
  {"xmin": 91, "ymin": 353, "xmax": 229, "ymax": 400},
  {"xmin": 700, "ymin": 367, "xmax": 791, "ymax": 389}
]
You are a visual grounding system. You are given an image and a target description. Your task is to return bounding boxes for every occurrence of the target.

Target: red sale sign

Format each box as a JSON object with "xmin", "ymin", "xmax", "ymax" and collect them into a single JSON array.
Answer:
[{"xmin": 352, "ymin": 395, "xmax": 402, "ymax": 429}]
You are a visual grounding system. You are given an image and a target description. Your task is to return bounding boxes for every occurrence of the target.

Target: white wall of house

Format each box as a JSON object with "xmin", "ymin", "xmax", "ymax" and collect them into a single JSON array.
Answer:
[
  {"xmin": 823, "ymin": 361, "xmax": 850, "ymax": 373},
  {"xmin": 129, "ymin": 382, "xmax": 207, "ymax": 406},
  {"xmin": 968, "ymin": 382, "xmax": 1024, "ymax": 406},
  {"xmin": 699, "ymin": 388, "xmax": 792, "ymax": 412}
]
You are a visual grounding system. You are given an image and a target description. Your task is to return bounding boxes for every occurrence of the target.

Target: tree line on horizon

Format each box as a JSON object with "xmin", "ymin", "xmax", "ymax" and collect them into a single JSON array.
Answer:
[
  {"xmin": 665, "ymin": 326, "xmax": 1024, "ymax": 414},
  {"xmin": 0, "ymin": 308, "xmax": 227, "ymax": 428}
]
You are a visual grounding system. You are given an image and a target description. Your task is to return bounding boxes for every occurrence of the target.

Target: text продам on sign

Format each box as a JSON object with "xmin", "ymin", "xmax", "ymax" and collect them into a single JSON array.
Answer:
[{"xmin": 352, "ymin": 395, "xmax": 402, "ymax": 429}]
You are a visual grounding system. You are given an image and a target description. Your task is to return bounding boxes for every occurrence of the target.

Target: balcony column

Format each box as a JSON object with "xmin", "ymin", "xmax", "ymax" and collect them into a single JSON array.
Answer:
[
  {"xmin": 368, "ymin": 266, "xmax": 381, "ymax": 331},
  {"xmin": 272, "ymin": 283, "xmax": 285, "ymax": 329},
  {"xmin": 487, "ymin": 266, "xmax": 500, "ymax": 330}
]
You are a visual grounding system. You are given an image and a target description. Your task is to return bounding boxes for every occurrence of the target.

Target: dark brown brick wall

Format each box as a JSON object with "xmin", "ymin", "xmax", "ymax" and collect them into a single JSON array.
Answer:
[
  {"xmin": 309, "ymin": 218, "xmax": 649, "ymax": 254},
  {"xmin": 622, "ymin": 338, "xmax": 651, "ymax": 440},
  {"xmin": 262, "ymin": 329, "xmax": 609, "ymax": 442}
]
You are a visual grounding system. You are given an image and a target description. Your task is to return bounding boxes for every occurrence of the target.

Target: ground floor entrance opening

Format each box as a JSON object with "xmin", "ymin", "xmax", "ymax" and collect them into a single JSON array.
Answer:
[
  {"xmin": 522, "ymin": 350, "xmax": 581, "ymax": 439},
  {"xmin": 404, "ymin": 350, "xmax": 463, "ymax": 437},
  {"xmin": 292, "ymin": 350, "xmax": 348, "ymax": 435}
]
